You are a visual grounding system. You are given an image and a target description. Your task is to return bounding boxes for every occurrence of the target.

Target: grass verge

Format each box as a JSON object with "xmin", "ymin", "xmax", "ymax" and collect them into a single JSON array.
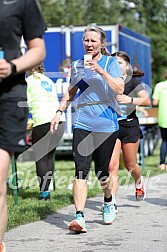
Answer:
[{"xmin": 7, "ymin": 141, "xmax": 165, "ymax": 231}]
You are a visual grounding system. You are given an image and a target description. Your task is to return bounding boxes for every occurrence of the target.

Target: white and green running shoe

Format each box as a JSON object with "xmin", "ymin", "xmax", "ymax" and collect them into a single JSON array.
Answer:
[
  {"xmin": 102, "ymin": 202, "xmax": 116, "ymax": 224},
  {"xmin": 101, "ymin": 203, "xmax": 118, "ymax": 214},
  {"xmin": 69, "ymin": 213, "xmax": 87, "ymax": 233}
]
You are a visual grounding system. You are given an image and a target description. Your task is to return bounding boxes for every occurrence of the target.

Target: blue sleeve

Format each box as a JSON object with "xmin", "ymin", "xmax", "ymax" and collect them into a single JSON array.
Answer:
[{"xmin": 107, "ymin": 57, "xmax": 123, "ymax": 78}]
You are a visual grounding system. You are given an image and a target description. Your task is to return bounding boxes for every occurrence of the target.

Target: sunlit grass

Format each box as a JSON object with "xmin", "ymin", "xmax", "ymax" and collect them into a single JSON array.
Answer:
[{"xmin": 7, "ymin": 140, "xmax": 165, "ymax": 231}]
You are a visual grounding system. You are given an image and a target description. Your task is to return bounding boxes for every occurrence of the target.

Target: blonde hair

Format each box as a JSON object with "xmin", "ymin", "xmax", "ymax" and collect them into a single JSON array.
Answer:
[
  {"xmin": 83, "ymin": 25, "xmax": 110, "ymax": 56},
  {"xmin": 32, "ymin": 64, "xmax": 45, "ymax": 79}
]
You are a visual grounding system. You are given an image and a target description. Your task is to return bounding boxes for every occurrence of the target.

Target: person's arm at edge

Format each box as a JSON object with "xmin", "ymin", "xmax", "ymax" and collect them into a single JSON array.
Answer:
[
  {"xmin": 12, "ymin": 38, "xmax": 46, "ymax": 73},
  {"xmin": 0, "ymin": 38, "xmax": 46, "ymax": 78}
]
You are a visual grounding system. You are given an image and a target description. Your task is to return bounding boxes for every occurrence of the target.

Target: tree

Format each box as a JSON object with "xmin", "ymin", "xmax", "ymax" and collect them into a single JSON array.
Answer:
[
  {"xmin": 38, "ymin": 0, "xmax": 167, "ymax": 87},
  {"xmin": 116, "ymin": 0, "xmax": 167, "ymax": 86},
  {"xmin": 83, "ymin": 0, "xmax": 121, "ymax": 25},
  {"xmin": 39, "ymin": 0, "xmax": 86, "ymax": 26},
  {"xmin": 140, "ymin": 0, "xmax": 167, "ymax": 85}
]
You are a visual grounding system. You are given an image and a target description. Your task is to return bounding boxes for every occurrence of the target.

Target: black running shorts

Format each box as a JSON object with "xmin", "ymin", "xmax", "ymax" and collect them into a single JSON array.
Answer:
[
  {"xmin": 118, "ymin": 124, "xmax": 143, "ymax": 143},
  {"xmin": 0, "ymin": 98, "xmax": 28, "ymax": 154}
]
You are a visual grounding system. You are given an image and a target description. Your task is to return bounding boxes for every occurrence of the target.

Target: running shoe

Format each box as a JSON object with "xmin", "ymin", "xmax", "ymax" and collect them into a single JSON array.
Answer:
[
  {"xmin": 0, "ymin": 241, "xmax": 6, "ymax": 252},
  {"xmin": 38, "ymin": 192, "xmax": 50, "ymax": 201},
  {"xmin": 101, "ymin": 203, "xmax": 118, "ymax": 214},
  {"xmin": 102, "ymin": 202, "xmax": 116, "ymax": 224},
  {"xmin": 135, "ymin": 176, "xmax": 146, "ymax": 201},
  {"xmin": 114, "ymin": 203, "xmax": 118, "ymax": 214},
  {"xmin": 69, "ymin": 213, "xmax": 87, "ymax": 233}
]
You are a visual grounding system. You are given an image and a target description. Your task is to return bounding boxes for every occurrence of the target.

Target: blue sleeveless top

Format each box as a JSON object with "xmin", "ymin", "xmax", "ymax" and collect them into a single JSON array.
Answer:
[{"xmin": 70, "ymin": 55, "xmax": 123, "ymax": 132}]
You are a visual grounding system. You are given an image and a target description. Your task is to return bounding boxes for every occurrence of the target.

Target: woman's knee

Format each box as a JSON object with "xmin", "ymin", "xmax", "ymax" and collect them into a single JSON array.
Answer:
[{"xmin": 125, "ymin": 163, "xmax": 139, "ymax": 174}]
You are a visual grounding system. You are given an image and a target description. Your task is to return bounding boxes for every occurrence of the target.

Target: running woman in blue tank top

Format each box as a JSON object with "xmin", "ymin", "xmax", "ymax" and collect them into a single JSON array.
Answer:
[{"xmin": 50, "ymin": 25, "xmax": 124, "ymax": 231}]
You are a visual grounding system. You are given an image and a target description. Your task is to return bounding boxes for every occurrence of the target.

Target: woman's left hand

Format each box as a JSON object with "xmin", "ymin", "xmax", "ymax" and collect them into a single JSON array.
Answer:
[{"xmin": 116, "ymin": 94, "xmax": 131, "ymax": 104}]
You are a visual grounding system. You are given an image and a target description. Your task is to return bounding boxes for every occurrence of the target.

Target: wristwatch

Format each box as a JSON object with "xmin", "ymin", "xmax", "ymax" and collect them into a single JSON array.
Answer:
[
  {"xmin": 9, "ymin": 61, "xmax": 17, "ymax": 76},
  {"xmin": 56, "ymin": 109, "xmax": 63, "ymax": 115}
]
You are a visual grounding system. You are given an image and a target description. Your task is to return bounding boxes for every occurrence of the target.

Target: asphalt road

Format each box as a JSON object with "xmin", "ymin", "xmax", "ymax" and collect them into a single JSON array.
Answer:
[{"xmin": 4, "ymin": 173, "xmax": 167, "ymax": 252}]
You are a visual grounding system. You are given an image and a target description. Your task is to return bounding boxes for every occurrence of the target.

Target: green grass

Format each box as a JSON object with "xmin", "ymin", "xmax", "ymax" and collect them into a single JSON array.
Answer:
[{"xmin": 7, "ymin": 140, "xmax": 165, "ymax": 231}]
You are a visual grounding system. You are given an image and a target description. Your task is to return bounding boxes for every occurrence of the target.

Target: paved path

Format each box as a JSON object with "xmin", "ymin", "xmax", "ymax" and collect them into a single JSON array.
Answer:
[{"xmin": 4, "ymin": 173, "xmax": 167, "ymax": 252}]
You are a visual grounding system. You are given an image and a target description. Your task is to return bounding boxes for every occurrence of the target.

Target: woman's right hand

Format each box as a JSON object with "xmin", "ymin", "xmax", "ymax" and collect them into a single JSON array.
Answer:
[
  {"xmin": 116, "ymin": 94, "xmax": 130, "ymax": 104},
  {"xmin": 50, "ymin": 113, "xmax": 61, "ymax": 134}
]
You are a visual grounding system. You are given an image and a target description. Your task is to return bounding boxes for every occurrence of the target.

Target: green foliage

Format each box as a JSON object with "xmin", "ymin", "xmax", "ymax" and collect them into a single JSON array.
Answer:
[
  {"xmin": 38, "ymin": 0, "xmax": 86, "ymax": 26},
  {"xmin": 141, "ymin": 0, "xmax": 167, "ymax": 87},
  {"xmin": 84, "ymin": 0, "xmax": 121, "ymax": 25}
]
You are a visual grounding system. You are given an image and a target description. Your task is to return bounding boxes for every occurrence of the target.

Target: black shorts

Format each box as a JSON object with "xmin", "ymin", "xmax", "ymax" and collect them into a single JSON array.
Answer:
[
  {"xmin": 0, "ymin": 98, "xmax": 28, "ymax": 154},
  {"xmin": 118, "ymin": 124, "xmax": 143, "ymax": 143},
  {"xmin": 73, "ymin": 128, "xmax": 118, "ymax": 180}
]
